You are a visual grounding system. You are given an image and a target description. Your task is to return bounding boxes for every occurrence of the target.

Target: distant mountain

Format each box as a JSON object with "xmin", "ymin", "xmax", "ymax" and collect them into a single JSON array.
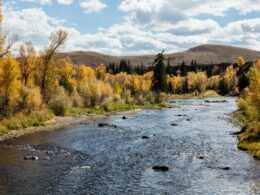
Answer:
[{"xmin": 58, "ymin": 44, "xmax": 260, "ymax": 68}]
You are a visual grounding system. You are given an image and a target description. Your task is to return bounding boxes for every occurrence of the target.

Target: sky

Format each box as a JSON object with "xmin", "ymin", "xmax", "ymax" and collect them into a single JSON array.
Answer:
[{"xmin": 3, "ymin": 0, "xmax": 260, "ymax": 55}]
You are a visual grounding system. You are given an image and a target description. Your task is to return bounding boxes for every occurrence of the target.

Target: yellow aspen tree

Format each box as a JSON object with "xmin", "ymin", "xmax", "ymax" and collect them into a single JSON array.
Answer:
[
  {"xmin": 208, "ymin": 75, "xmax": 220, "ymax": 91},
  {"xmin": 18, "ymin": 41, "xmax": 36, "ymax": 87},
  {"xmin": 0, "ymin": 56, "xmax": 21, "ymax": 115},
  {"xmin": 224, "ymin": 66, "xmax": 239, "ymax": 95},
  {"xmin": 38, "ymin": 30, "xmax": 67, "ymax": 97},
  {"xmin": 196, "ymin": 71, "xmax": 208, "ymax": 93},
  {"xmin": 96, "ymin": 64, "xmax": 106, "ymax": 80},
  {"xmin": 238, "ymin": 56, "xmax": 246, "ymax": 67}
]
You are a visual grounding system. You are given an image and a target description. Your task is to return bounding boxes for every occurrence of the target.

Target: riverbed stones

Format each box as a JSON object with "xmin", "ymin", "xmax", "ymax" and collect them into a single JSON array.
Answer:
[
  {"xmin": 152, "ymin": 165, "xmax": 169, "ymax": 172},
  {"xmin": 98, "ymin": 123, "xmax": 117, "ymax": 128},
  {"xmin": 24, "ymin": 156, "xmax": 38, "ymax": 160},
  {"xmin": 205, "ymin": 100, "xmax": 228, "ymax": 103}
]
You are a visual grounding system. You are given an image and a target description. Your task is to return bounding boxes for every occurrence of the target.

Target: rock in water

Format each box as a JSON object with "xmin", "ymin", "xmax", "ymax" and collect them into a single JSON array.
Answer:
[
  {"xmin": 98, "ymin": 123, "xmax": 108, "ymax": 127},
  {"xmin": 24, "ymin": 156, "xmax": 38, "ymax": 160},
  {"xmin": 171, "ymin": 123, "xmax": 178, "ymax": 126},
  {"xmin": 152, "ymin": 165, "xmax": 169, "ymax": 172},
  {"xmin": 122, "ymin": 116, "xmax": 127, "ymax": 120},
  {"xmin": 142, "ymin": 136, "xmax": 149, "ymax": 139},
  {"xmin": 219, "ymin": 166, "xmax": 230, "ymax": 170}
]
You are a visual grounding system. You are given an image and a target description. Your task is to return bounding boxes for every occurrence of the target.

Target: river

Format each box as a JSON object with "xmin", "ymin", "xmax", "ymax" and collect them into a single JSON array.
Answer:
[{"xmin": 0, "ymin": 97, "xmax": 260, "ymax": 194}]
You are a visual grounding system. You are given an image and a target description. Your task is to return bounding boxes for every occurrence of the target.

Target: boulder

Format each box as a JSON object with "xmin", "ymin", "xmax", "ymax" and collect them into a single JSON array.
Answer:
[
  {"xmin": 122, "ymin": 116, "xmax": 127, "ymax": 120},
  {"xmin": 152, "ymin": 165, "xmax": 169, "ymax": 172},
  {"xmin": 24, "ymin": 156, "xmax": 38, "ymax": 160}
]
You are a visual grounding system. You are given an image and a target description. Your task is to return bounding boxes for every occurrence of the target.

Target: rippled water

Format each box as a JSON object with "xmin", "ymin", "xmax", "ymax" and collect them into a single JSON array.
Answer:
[{"xmin": 0, "ymin": 97, "xmax": 260, "ymax": 194}]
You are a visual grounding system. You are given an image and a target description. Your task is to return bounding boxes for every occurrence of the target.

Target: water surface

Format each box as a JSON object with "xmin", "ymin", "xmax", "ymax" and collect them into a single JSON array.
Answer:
[{"xmin": 0, "ymin": 97, "xmax": 259, "ymax": 194}]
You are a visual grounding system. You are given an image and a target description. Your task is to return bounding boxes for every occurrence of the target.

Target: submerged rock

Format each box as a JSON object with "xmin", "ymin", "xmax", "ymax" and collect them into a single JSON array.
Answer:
[
  {"xmin": 122, "ymin": 116, "xmax": 127, "ymax": 120},
  {"xmin": 171, "ymin": 123, "xmax": 178, "ymax": 126},
  {"xmin": 98, "ymin": 123, "xmax": 107, "ymax": 127},
  {"xmin": 198, "ymin": 156, "xmax": 204, "ymax": 159},
  {"xmin": 152, "ymin": 165, "xmax": 169, "ymax": 172},
  {"xmin": 98, "ymin": 123, "xmax": 117, "ymax": 128},
  {"xmin": 24, "ymin": 156, "xmax": 38, "ymax": 160},
  {"xmin": 219, "ymin": 166, "xmax": 230, "ymax": 170},
  {"xmin": 142, "ymin": 136, "xmax": 149, "ymax": 139}
]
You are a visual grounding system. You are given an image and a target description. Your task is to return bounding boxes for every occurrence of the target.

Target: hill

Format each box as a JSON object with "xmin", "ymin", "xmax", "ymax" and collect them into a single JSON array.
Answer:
[{"xmin": 58, "ymin": 44, "xmax": 260, "ymax": 67}]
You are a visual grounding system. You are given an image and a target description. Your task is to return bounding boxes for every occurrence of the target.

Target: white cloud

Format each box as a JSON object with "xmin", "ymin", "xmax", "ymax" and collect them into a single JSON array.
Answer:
[
  {"xmin": 4, "ymin": 1, "xmax": 260, "ymax": 55},
  {"xmin": 80, "ymin": 0, "xmax": 107, "ymax": 14},
  {"xmin": 21, "ymin": 0, "xmax": 52, "ymax": 5},
  {"xmin": 119, "ymin": 0, "xmax": 260, "ymax": 18},
  {"xmin": 57, "ymin": 0, "xmax": 74, "ymax": 5}
]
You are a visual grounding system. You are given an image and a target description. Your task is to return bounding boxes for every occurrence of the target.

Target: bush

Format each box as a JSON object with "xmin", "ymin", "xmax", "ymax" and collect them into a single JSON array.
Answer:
[
  {"xmin": 48, "ymin": 87, "xmax": 71, "ymax": 116},
  {"xmin": 0, "ymin": 109, "xmax": 54, "ymax": 131}
]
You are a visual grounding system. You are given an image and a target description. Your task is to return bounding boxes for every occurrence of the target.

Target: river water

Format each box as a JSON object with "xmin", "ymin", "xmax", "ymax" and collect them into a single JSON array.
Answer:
[{"xmin": 0, "ymin": 97, "xmax": 260, "ymax": 194}]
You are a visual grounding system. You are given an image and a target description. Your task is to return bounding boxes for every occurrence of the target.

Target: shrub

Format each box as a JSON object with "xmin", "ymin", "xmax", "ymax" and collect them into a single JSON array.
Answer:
[{"xmin": 48, "ymin": 87, "xmax": 71, "ymax": 116}]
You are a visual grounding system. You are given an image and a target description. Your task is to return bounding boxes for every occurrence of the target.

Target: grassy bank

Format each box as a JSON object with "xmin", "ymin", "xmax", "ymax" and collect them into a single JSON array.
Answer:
[
  {"xmin": 168, "ymin": 90, "xmax": 220, "ymax": 99},
  {"xmin": 235, "ymin": 110, "xmax": 260, "ymax": 159},
  {"xmin": 0, "ymin": 110, "xmax": 54, "ymax": 135},
  {"xmin": 0, "ymin": 100, "xmax": 172, "ymax": 138}
]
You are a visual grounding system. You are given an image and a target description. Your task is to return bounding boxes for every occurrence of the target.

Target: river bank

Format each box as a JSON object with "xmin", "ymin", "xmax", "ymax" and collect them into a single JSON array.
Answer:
[{"xmin": 0, "ymin": 109, "xmax": 142, "ymax": 142}]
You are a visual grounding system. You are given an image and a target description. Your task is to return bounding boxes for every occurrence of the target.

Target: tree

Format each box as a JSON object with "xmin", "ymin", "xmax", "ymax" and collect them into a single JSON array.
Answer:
[
  {"xmin": 18, "ymin": 41, "xmax": 36, "ymax": 86},
  {"xmin": 238, "ymin": 56, "xmax": 245, "ymax": 67},
  {"xmin": 223, "ymin": 65, "xmax": 239, "ymax": 95},
  {"xmin": 152, "ymin": 50, "xmax": 167, "ymax": 92},
  {"xmin": 0, "ymin": 56, "xmax": 21, "ymax": 116},
  {"xmin": 38, "ymin": 30, "xmax": 68, "ymax": 97},
  {"xmin": 96, "ymin": 64, "xmax": 106, "ymax": 80}
]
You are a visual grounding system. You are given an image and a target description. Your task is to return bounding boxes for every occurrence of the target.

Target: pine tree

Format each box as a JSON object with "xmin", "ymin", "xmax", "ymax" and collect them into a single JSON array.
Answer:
[{"xmin": 152, "ymin": 50, "xmax": 167, "ymax": 92}]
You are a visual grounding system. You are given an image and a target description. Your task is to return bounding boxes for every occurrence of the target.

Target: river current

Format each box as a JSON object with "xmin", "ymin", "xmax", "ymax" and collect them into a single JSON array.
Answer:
[{"xmin": 0, "ymin": 97, "xmax": 259, "ymax": 194}]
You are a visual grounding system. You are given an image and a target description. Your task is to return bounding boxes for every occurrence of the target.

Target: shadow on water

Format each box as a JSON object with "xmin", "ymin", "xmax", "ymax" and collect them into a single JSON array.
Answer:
[{"xmin": 0, "ymin": 97, "xmax": 260, "ymax": 194}]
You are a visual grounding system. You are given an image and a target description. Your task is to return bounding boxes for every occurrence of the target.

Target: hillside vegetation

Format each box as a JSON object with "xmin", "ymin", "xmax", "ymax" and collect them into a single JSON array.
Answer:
[{"xmin": 237, "ymin": 60, "xmax": 260, "ymax": 158}]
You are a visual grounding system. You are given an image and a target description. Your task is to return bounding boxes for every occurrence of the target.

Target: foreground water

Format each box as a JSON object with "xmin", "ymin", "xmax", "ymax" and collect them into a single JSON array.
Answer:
[{"xmin": 0, "ymin": 97, "xmax": 260, "ymax": 194}]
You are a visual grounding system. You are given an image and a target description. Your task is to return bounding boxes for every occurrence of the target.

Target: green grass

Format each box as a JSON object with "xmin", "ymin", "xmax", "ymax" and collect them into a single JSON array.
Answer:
[
  {"xmin": 168, "ymin": 90, "xmax": 220, "ymax": 99},
  {"xmin": 67, "ymin": 101, "xmax": 173, "ymax": 117},
  {"xmin": 0, "ymin": 110, "xmax": 54, "ymax": 135}
]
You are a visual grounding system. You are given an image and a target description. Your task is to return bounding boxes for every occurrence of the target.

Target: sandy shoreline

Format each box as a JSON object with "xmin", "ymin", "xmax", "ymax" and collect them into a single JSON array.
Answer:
[{"xmin": 0, "ymin": 109, "xmax": 143, "ymax": 142}]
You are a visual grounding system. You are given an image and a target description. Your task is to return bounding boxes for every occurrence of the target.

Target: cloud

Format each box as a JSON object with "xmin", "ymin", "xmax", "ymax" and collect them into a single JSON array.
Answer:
[
  {"xmin": 80, "ymin": 0, "xmax": 107, "ymax": 14},
  {"xmin": 57, "ymin": 0, "xmax": 74, "ymax": 5},
  {"xmin": 119, "ymin": 0, "xmax": 260, "ymax": 18},
  {"xmin": 21, "ymin": 0, "xmax": 52, "ymax": 5},
  {"xmin": 4, "ymin": 1, "xmax": 260, "ymax": 55}
]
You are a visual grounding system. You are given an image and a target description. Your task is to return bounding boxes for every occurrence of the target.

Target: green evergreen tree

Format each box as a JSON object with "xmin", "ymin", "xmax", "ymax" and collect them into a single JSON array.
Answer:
[{"xmin": 152, "ymin": 50, "xmax": 167, "ymax": 92}]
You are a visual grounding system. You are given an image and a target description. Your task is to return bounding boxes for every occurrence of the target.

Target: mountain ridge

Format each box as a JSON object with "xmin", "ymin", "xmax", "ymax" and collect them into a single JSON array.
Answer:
[{"xmin": 58, "ymin": 44, "xmax": 260, "ymax": 67}]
